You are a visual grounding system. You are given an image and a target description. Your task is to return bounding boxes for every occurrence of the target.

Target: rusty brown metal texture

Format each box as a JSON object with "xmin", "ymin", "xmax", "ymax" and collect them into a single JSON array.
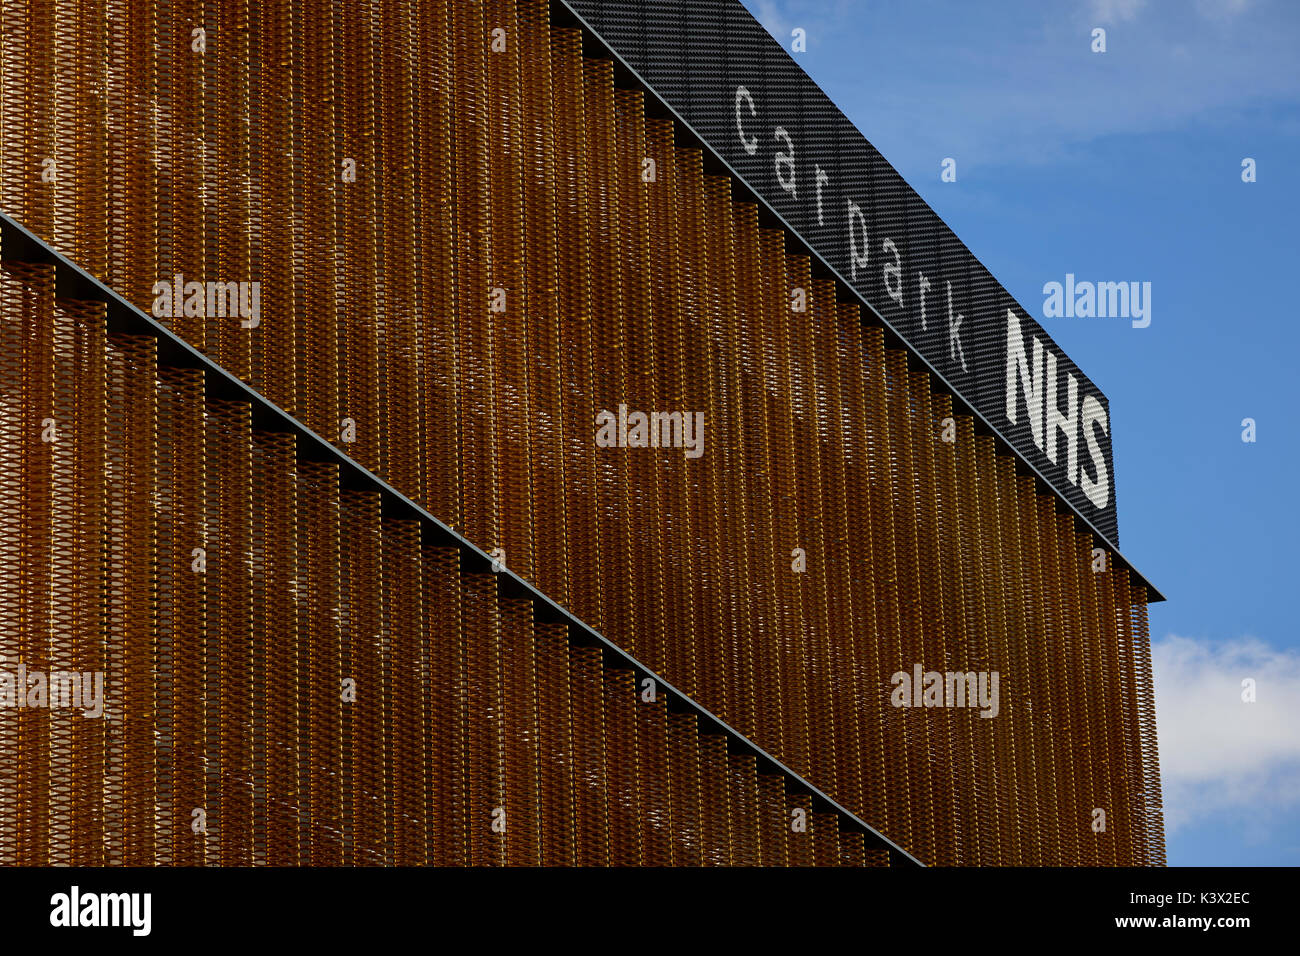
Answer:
[{"xmin": 0, "ymin": 0, "xmax": 1163, "ymax": 866}]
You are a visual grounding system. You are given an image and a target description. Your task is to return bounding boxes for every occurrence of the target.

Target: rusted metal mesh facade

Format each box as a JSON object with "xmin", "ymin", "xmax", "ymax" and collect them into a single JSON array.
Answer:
[
  {"xmin": 0, "ymin": 0, "xmax": 1164, "ymax": 865},
  {"xmin": 0, "ymin": 261, "xmax": 879, "ymax": 866}
]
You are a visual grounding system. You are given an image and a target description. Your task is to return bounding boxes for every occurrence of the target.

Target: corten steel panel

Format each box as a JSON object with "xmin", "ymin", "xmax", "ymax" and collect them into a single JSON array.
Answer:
[
  {"xmin": 0, "ymin": 0, "xmax": 1163, "ymax": 865},
  {"xmin": 0, "ymin": 259, "xmax": 870, "ymax": 865}
]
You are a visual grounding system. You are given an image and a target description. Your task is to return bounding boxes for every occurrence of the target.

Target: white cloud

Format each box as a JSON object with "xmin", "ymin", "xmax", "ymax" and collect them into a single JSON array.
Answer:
[
  {"xmin": 746, "ymin": 0, "xmax": 1300, "ymax": 177},
  {"xmin": 1195, "ymin": 0, "xmax": 1252, "ymax": 20},
  {"xmin": 1153, "ymin": 634, "xmax": 1300, "ymax": 837},
  {"xmin": 753, "ymin": 0, "xmax": 792, "ymax": 44},
  {"xmin": 1090, "ymin": 0, "xmax": 1148, "ymax": 23}
]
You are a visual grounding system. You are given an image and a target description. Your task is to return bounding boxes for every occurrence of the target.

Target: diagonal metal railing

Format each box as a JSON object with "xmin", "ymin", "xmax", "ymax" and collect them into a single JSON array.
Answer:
[{"xmin": 0, "ymin": 207, "xmax": 924, "ymax": 868}]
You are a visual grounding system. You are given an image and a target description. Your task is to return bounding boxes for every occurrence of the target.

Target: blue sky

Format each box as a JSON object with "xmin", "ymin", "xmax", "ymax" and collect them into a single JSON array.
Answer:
[{"xmin": 740, "ymin": 0, "xmax": 1300, "ymax": 866}]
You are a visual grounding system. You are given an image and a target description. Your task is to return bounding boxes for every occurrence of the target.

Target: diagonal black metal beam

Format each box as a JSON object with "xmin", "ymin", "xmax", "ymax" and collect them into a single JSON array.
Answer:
[{"xmin": 0, "ymin": 208, "xmax": 924, "ymax": 868}]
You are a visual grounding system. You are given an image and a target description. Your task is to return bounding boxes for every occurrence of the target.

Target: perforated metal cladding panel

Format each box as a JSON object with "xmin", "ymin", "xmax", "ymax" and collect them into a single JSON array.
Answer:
[
  {"xmin": 0, "ymin": 261, "xmax": 871, "ymax": 866},
  {"xmin": 0, "ymin": 0, "xmax": 1162, "ymax": 865},
  {"xmin": 564, "ymin": 0, "xmax": 1122, "ymax": 546}
]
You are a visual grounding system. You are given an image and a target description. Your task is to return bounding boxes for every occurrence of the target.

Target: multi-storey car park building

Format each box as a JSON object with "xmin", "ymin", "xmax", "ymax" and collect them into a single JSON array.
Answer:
[{"xmin": 0, "ymin": 0, "xmax": 1164, "ymax": 866}]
